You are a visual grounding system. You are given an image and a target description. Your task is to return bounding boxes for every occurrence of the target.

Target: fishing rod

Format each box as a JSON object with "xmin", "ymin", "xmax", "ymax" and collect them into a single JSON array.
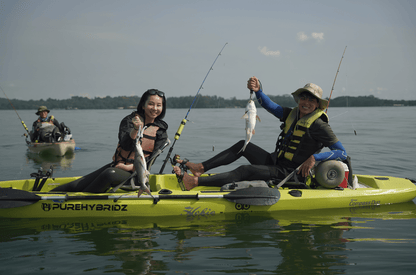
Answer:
[
  {"xmin": 325, "ymin": 46, "xmax": 347, "ymax": 113},
  {"xmin": 159, "ymin": 42, "xmax": 228, "ymax": 174},
  {"xmin": 1, "ymin": 85, "xmax": 30, "ymax": 135}
]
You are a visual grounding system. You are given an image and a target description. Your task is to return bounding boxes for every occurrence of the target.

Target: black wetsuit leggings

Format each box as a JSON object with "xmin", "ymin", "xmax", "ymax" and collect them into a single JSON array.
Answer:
[
  {"xmin": 51, "ymin": 163, "xmax": 131, "ymax": 193},
  {"xmin": 198, "ymin": 140, "xmax": 287, "ymax": 187}
]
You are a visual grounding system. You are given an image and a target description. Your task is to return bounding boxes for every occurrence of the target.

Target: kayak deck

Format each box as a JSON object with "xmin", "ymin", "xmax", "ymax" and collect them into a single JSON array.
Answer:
[{"xmin": 0, "ymin": 173, "xmax": 415, "ymax": 219}]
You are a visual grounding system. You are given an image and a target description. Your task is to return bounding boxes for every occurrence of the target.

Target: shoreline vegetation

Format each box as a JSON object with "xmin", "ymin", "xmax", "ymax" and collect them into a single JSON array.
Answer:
[{"xmin": 1, "ymin": 94, "xmax": 415, "ymax": 110}]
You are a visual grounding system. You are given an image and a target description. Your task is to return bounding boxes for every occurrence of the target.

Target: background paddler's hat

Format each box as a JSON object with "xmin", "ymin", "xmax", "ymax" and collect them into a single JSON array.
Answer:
[
  {"xmin": 291, "ymin": 83, "xmax": 328, "ymax": 110},
  {"xmin": 36, "ymin": 106, "xmax": 50, "ymax": 115}
]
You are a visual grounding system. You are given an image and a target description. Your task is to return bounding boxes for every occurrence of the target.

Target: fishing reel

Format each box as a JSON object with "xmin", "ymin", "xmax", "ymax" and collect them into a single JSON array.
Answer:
[
  {"xmin": 170, "ymin": 154, "xmax": 189, "ymax": 173},
  {"xmin": 170, "ymin": 154, "xmax": 189, "ymax": 190}
]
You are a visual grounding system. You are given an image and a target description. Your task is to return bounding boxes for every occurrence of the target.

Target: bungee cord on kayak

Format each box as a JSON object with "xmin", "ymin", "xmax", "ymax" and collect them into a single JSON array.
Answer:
[{"xmin": 159, "ymin": 42, "xmax": 228, "ymax": 174}]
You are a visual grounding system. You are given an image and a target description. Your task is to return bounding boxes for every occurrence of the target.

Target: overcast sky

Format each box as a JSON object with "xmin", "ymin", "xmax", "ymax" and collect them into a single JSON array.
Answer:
[{"xmin": 1, "ymin": 0, "xmax": 415, "ymax": 101}]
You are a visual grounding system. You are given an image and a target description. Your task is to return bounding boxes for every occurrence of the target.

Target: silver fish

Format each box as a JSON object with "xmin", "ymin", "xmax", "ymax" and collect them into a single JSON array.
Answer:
[
  {"xmin": 238, "ymin": 96, "xmax": 260, "ymax": 153},
  {"xmin": 133, "ymin": 126, "xmax": 152, "ymax": 197}
]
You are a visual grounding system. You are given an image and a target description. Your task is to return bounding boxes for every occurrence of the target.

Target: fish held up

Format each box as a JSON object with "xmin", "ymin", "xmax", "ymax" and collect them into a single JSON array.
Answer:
[
  {"xmin": 238, "ymin": 97, "xmax": 260, "ymax": 153},
  {"xmin": 133, "ymin": 126, "xmax": 152, "ymax": 197}
]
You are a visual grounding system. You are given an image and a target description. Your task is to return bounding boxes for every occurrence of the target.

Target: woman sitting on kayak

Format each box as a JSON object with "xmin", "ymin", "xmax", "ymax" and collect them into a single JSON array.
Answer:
[
  {"xmin": 52, "ymin": 89, "xmax": 168, "ymax": 193},
  {"xmin": 174, "ymin": 76, "xmax": 347, "ymax": 190}
]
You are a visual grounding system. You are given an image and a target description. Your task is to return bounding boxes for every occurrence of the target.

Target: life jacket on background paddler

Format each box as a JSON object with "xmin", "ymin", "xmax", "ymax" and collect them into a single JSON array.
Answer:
[
  {"xmin": 276, "ymin": 107, "xmax": 329, "ymax": 166},
  {"xmin": 35, "ymin": 116, "xmax": 60, "ymax": 142},
  {"xmin": 112, "ymin": 125, "xmax": 159, "ymax": 170}
]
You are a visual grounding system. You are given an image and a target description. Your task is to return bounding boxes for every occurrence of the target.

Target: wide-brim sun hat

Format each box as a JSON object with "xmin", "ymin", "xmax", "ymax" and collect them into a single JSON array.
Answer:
[
  {"xmin": 291, "ymin": 83, "xmax": 328, "ymax": 110},
  {"xmin": 36, "ymin": 106, "xmax": 50, "ymax": 115}
]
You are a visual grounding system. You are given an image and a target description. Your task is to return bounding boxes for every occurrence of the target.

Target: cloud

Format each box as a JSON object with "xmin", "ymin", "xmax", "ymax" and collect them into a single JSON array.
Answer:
[
  {"xmin": 297, "ymin": 32, "xmax": 324, "ymax": 42},
  {"xmin": 297, "ymin": 32, "xmax": 308, "ymax": 41},
  {"xmin": 311, "ymin": 32, "xmax": 324, "ymax": 41},
  {"xmin": 258, "ymin": 46, "xmax": 280, "ymax": 57}
]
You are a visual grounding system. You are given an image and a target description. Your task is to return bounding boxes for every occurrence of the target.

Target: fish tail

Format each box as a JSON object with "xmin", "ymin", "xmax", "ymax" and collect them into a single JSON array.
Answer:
[{"xmin": 238, "ymin": 142, "xmax": 247, "ymax": 154}]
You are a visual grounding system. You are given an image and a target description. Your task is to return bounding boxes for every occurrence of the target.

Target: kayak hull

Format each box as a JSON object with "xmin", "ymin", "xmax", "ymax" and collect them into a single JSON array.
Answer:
[
  {"xmin": 2, "ymin": 201, "xmax": 416, "ymax": 233},
  {"xmin": 27, "ymin": 139, "xmax": 76, "ymax": 156},
  {"xmin": 0, "ymin": 174, "xmax": 415, "ymax": 219}
]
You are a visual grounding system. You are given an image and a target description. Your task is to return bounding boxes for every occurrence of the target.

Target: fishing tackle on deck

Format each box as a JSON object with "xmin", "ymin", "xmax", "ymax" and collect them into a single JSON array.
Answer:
[{"xmin": 159, "ymin": 42, "xmax": 228, "ymax": 174}]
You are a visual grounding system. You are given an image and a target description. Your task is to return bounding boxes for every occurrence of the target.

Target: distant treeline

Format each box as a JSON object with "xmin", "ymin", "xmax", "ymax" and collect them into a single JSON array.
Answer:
[{"xmin": 1, "ymin": 94, "xmax": 415, "ymax": 110}]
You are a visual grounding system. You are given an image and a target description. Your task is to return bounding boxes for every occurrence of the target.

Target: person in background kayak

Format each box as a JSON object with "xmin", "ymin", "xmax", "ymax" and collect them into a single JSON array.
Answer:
[
  {"xmin": 174, "ymin": 76, "xmax": 347, "ymax": 190},
  {"xmin": 52, "ymin": 89, "xmax": 168, "ymax": 193},
  {"xmin": 31, "ymin": 106, "xmax": 64, "ymax": 142}
]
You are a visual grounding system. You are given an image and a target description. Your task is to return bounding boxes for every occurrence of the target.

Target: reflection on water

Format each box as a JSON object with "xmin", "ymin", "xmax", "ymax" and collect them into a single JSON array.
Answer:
[
  {"xmin": 1, "ymin": 202, "xmax": 415, "ymax": 274},
  {"xmin": 25, "ymin": 151, "xmax": 75, "ymax": 171}
]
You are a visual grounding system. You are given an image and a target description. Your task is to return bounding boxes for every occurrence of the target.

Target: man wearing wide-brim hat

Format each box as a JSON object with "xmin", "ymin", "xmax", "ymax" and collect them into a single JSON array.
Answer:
[
  {"xmin": 171, "ymin": 77, "xmax": 348, "ymax": 191},
  {"xmin": 291, "ymin": 82, "xmax": 329, "ymax": 111},
  {"xmin": 31, "ymin": 106, "xmax": 64, "ymax": 142},
  {"xmin": 35, "ymin": 106, "xmax": 50, "ymax": 115}
]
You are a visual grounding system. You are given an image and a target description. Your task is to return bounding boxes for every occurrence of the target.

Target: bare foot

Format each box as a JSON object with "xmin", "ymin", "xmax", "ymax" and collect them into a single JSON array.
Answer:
[
  {"xmin": 173, "ymin": 166, "xmax": 199, "ymax": 191},
  {"xmin": 175, "ymin": 159, "xmax": 205, "ymax": 177}
]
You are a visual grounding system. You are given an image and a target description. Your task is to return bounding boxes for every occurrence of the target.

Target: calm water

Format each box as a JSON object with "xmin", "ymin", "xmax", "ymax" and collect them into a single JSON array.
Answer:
[{"xmin": 1, "ymin": 107, "xmax": 416, "ymax": 274}]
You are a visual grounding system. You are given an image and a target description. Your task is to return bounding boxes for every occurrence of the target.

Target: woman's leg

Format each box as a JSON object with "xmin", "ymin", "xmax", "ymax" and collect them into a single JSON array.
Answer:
[
  {"xmin": 83, "ymin": 167, "xmax": 131, "ymax": 193},
  {"xmin": 51, "ymin": 164, "xmax": 131, "ymax": 193},
  {"xmin": 51, "ymin": 163, "xmax": 112, "ymax": 192}
]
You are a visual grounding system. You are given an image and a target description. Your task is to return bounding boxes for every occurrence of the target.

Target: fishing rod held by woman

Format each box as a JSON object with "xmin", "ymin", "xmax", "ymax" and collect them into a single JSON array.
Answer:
[
  {"xmin": 52, "ymin": 89, "xmax": 168, "ymax": 193},
  {"xmin": 173, "ymin": 76, "xmax": 347, "ymax": 190}
]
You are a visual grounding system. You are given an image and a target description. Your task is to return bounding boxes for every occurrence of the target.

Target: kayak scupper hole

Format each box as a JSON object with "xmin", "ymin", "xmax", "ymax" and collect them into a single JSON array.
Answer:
[{"xmin": 159, "ymin": 189, "xmax": 172, "ymax": 195}]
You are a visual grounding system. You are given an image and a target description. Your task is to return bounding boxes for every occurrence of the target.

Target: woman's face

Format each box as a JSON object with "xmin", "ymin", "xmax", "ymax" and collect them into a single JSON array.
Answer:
[
  {"xmin": 143, "ymin": 95, "xmax": 163, "ymax": 121},
  {"xmin": 298, "ymin": 93, "xmax": 320, "ymax": 117}
]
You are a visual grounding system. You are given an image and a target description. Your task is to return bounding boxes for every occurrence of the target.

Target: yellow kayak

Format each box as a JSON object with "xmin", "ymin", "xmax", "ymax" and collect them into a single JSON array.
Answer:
[{"xmin": 1, "ymin": 173, "xmax": 415, "ymax": 219}]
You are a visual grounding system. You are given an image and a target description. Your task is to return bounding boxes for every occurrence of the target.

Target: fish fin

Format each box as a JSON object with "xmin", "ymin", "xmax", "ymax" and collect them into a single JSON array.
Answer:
[
  {"xmin": 241, "ymin": 112, "xmax": 249, "ymax": 119},
  {"xmin": 252, "ymin": 129, "xmax": 255, "ymax": 135},
  {"xmin": 257, "ymin": 115, "xmax": 261, "ymax": 122}
]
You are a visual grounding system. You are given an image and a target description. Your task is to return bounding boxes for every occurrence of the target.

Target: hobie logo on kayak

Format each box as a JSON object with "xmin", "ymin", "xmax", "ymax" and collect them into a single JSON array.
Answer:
[
  {"xmin": 349, "ymin": 199, "xmax": 381, "ymax": 207},
  {"xmin": 41, "ymin": 203, "xmax": 128, "ymax": 212},
  {"xmin": 182, "ymin": 206, "xmax": 215, "ymax": 217},
  {"xmin": 235, "ymin": 204, "xmax": 250, "ymax": 210}
]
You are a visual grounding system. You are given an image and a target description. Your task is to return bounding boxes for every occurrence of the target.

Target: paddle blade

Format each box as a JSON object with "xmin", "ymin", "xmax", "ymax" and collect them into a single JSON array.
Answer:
[
  {"xmin": 224, "ymin": 187, "xmax": 280, "ymax": 206},
  {"xmin": 0, "ymin": 188, "xmax": 40, "ymax": 209}
]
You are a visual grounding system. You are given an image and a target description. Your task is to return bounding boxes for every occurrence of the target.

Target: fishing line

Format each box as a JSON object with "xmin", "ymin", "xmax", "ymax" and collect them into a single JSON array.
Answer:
[
  {"xmin": 159, "ymin": 42, "xmax": 228, "ymax": 174},
  {"xmin": 328, "ymin": 111, "xmax": 349, "ymax": 120},
  {"xmin": 1, "ymin": 85, "xmax": 31, "ymax": 136},
  {"xmin": 345, "ymin": 69, "xmax": 357, "ymax": 135}
]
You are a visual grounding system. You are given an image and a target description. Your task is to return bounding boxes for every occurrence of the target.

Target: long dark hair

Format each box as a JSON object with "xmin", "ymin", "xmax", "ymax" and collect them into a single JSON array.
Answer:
[{"xmin": 136, "ymin": 89, "xmax": 166, "ymax": 119}]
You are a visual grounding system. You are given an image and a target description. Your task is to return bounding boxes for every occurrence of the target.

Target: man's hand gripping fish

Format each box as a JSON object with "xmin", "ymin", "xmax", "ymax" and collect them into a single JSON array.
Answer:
[
  {"xmin": 133, "ymin": 126, "xmax": 153, "ymax": 198},
  {"xmin": 238, "ymin": 92, "xmax": 260, "ymax": 153}
]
